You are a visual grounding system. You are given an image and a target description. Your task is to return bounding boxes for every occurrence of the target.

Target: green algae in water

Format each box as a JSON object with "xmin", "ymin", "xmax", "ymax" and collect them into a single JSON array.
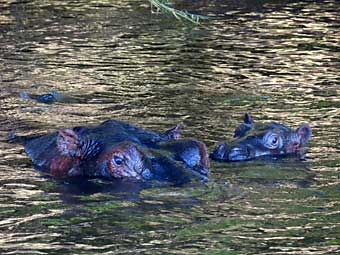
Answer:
[
  {"xmin": 176, "ymin": 219, "xmax": 251, "ymax": 237},
  {"xmin": 312, "ymin": 100, "xmax": 340, "ymax": 109},
  {"xmin": 223, "ymin": 95, "xmax": 268, "ymax": 106},
  {"xmin": 326, "ymin": 239, "xmax": 340, "ymax": 245},
  {"xmin": 205, "ymin": 250, "xmax": 239, "ymax": 255},
  {"xmin": 84, "ymin": 200, "xmax": 128, "ymax": 214},
  {"xmin": 38, "ymin": 217, "xmax": 70, "ymax": 226}
]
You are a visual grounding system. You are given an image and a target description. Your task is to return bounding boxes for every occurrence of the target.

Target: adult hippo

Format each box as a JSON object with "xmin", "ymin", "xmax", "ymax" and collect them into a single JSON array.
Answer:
[
  {"xmin": 10, "ymin": 119, "xmax": 209, "ymax": 184},
  {"xmin": 210, "ymin": 113, "xmax": 312, "ymax": 162}
]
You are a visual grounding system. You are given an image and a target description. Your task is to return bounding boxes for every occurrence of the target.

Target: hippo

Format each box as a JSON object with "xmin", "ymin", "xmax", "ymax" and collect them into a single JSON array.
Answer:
[
  {"xmin": 20, "ymin": 91, "xmax": 64, "ymax": 104},
  {"xmin": 20, "ymin": 90, "xmax": 84, "ymax": 104},
  {"xmin": 10, "ymin": 120, "xmax": 209, "ymax": 184},
  {"xmin": 210, "ymin": 113, "xmax": 312, "ymax": 162}
]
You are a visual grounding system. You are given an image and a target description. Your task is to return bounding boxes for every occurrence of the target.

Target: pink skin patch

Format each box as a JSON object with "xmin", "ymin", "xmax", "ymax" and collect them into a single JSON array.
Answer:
[
  {"xmin": 52, "ymin": 129, "xmax": 85, "ymax": 177},
  {"xmin": 285, "ymin": 124, "xmax": 312, "ymax": 154},
  {"xmin": 57, "ymin": 129, "xmax": 82, "ymax": 157},
  {"xmin": 197, "ymin": 141, "xmax": 209, "ymax": 168},
  {"xmin": 50, "ymin": 155, "xmax": 76, "ymax": 177},
  {"xmin": 285, "ymin": 141, "xmax": 301, "ymax": 153},
  {"xmin": 285, "ymin": 134, "xmax": 305, "ymax": 154}
]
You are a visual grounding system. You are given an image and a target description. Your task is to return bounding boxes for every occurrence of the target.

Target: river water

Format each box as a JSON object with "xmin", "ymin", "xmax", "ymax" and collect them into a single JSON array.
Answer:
[{"xmin": 0, "ymin": 0, "xmax": 339, "ymax": 254}]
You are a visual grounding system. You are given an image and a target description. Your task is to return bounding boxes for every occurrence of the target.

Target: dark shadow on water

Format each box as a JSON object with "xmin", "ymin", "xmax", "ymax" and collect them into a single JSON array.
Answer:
[
  {"xmin": 42, "ymin": 153, "xmax": 317, "ymax": 205},
  {"xmin": 41, "ymin": 177, "xmax": 149, "ymax": 204},
  {"xmin": 212, "ymin": 154, "xmax": 316, "ymax": 188},
  {"xmin": 45, "ymin": 175, "xmax": 202, "ymax": 205}
]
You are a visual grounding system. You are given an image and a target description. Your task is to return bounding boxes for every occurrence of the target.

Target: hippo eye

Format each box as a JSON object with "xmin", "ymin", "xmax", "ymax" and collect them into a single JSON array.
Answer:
[
  {"xmin": 113, "ymin": 155, "xmax": 124, "ymax": 166},
  {"xmin": 263, "ymin": 133, "xmax": 281, "ymax": 149},
  {"xmin": 271, "ymin": 137, "xmax": 278, "ymax": 145}
]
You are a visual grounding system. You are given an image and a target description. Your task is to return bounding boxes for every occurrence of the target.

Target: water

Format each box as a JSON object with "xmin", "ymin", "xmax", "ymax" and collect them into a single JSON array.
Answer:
[{"xmin": 0, "ymin": 0, "xmax": 339, "ymax": 254}]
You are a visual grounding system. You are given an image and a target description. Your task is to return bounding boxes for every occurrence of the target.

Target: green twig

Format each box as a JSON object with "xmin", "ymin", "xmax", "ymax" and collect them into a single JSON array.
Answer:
[{"xmin": 148, "ymin": 0, "xmax": 209, "ymax": 24}]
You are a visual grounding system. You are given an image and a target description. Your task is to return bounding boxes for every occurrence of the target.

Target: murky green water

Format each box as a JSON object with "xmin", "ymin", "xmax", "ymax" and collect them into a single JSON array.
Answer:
[{"xmin": 0, "ymin": 0, "xmax": 339, "ymax": 254}]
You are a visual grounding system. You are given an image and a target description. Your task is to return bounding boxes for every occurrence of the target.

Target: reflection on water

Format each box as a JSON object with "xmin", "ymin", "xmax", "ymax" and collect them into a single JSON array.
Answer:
[{"xmin": 0, "ymin": 0, "xmax": 339, "ymax": 254}]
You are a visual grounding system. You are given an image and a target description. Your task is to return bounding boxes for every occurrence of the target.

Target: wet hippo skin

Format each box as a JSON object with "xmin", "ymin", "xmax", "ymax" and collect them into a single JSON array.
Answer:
[
  {"xmin": 20, "ymin": 91, "xmax": 64, "ymax": 104},
  {"xmin": 10, "ymin": 119, "xmax": 209, "ymax": 184},
  {"xmin": 210, "ymin": 113, "xmax": 312, "ymax": 162}
]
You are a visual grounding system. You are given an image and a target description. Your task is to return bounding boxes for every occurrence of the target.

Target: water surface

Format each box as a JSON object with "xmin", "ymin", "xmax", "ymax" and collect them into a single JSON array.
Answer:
[{"xmin": 0, "ymin": 0, "xmax": 339, "ymax": 254}]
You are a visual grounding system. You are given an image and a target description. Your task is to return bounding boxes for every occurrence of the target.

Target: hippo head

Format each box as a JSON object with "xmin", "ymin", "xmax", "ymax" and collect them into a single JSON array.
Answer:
[
  {"xmin": 57, "ymin": 129, "xmax": 152, "ymax": 180},
  {"xmin": 98, "ymin": 141, "xmax": 152, "ymax": 180},
  {"xmin": 210, "ymin": 113, "xmax": 312, "ymax": 161}
]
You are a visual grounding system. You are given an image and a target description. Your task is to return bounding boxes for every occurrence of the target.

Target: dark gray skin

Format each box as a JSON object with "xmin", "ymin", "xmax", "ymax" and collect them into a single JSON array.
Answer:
[
  {"xmin": 210, "ymin": 113, "xmax": 312, "ymax": 162},
  {"xmin": 10, "ymin": 120, "xmax": 208, "ymax": 184},
  {"xmin": 20, "ymin": 91, "xmax": 85, "ymax": 104},
  {"xmin": 20, "ymin": 91, "xmax": 64, "ymax": 104}
]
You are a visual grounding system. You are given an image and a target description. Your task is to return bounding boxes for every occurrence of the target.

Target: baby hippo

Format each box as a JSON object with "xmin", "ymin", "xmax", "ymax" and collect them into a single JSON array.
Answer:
[
  {"xmin": 210, "ymin": 113, "xmax": 312, "ymax": 161},
  {"xmin": 11, "ymin": 119, "xmax": 209, "ymax": 184}
]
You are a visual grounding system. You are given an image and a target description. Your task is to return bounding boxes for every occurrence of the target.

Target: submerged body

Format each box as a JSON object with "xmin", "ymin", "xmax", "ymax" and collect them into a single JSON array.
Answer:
[
  {"xmin": 20, "ymin": 90, "xmax": 85, "ymax": 104},
  {"xmin": 12, "ymin": 119, "xmax": 209, "ymax": 184},
  {"xmin": 210, "ymin": 113, "xmax": 312, "ymax": 162},
  {"xmin": 20, "ymin": 91, "xmax": 64, "ymax": 104}
]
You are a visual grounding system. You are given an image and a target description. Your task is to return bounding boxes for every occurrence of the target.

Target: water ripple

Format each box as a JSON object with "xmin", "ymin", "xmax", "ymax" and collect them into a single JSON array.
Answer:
[{"xmin": 0, "ymin": 0, "xmax": 339, "ymax": 254}]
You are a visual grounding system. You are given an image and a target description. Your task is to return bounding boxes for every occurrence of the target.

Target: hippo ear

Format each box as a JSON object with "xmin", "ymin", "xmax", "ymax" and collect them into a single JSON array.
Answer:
[
  {"xmin": 296, "ymin": 124, "xmax": 312, "ymax": 144},
  {"xmin": 57, "ymin": 129, "xmax": 81, "ymax": 157},
  {"xmin": 234, "ymin": 113, "xmax": 254, "ymax": 138},
  {"xmin": 161, "ymin": 123, "xmax": 185, "ymax": 141},
  {"xmin": 243, "ymin": 113, "xmax": 254, "ymax": 125}
]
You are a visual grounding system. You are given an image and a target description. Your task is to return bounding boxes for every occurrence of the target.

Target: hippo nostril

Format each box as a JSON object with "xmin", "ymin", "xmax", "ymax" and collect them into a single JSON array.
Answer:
[
  {"xmin": 210, "ymin": 143, "xmax": 228, "ymax": 160},
  {"xmin": 141, "ymin": 168, "xmax": 153, "ymax": 180},
  {"xmin": 217, "ymin": 144, "xmax": 227, "ymax": 158},
  {"xmin": 286, "ymin": 141, "xmax": 301, "ymax": 153},
  {"xmin": 291, "ymin": 142, "xmax": 301, "ymax": 152}
]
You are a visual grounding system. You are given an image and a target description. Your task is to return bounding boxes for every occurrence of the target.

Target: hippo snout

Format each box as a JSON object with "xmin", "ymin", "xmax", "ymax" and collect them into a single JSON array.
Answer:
[
  {"xmin": 227, "ymin": 147, "xmax": 249, "ymax": 161},
  {"xmin": 210, "ymin": 143, "xmax": 229, "ymax": 161},
  {"xmin": 210, "ymin": 143, "xmax": 250, "ymax": 162}
]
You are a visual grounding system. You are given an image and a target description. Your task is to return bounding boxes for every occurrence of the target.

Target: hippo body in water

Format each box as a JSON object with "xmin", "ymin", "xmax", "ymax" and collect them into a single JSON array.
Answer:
[
  {"xmin": 20, "ymin": 91, "xmax": 85, "ymax": 104},
  {"xmin": 20, "ymin": 91, "xmax": 64, "ymax": 104},
  {"xmin": 11, "ymin": 120, "xmax": 209, "ymax": 184},
  {"xmin": 210, "ymin": 113, "xmax": 312, "ymax": 162}
]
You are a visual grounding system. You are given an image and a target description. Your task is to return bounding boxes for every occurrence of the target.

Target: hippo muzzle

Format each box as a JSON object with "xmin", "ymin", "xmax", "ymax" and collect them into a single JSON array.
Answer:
[{"xmin": 210, "ymin": 142, "xmax": 252, "ymax": 162}]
